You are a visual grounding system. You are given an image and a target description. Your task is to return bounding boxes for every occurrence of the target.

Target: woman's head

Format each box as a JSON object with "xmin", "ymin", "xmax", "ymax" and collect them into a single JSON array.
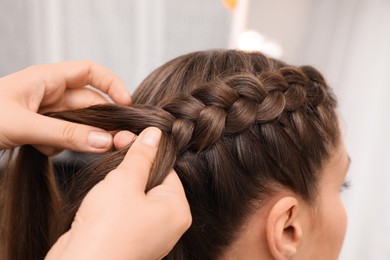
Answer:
[
  {"xmin": 1, "ymin": 50, "xmax": 348, "ymax": 259},
  {"xmin": 129, "ymin": 49, "xmax": 348, "ymax": 259}
]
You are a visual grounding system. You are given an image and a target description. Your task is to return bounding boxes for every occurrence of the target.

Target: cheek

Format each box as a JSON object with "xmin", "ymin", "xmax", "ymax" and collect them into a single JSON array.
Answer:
[
  {"xmin": 322, "ymin": 195, "xmax": 348, "ymax": 257},
  {"xmin": 336, "ymin": 199, "xmax": 348, "ymax": 244}
]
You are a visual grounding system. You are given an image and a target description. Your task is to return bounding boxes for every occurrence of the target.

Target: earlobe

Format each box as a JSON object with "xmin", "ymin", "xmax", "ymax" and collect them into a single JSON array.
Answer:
[{"xmin": 266, "ymin": 197, "xmax": 302, "ymax": 259}]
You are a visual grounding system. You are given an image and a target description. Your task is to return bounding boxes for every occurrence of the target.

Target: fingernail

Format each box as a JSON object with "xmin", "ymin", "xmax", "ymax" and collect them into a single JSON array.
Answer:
[
  {"xmin": 88, "ymin": 131, "xmax": 112, "ymax": 149},
  {"xmin": 141, "ymin": 128, "xmax": 161, "ymax": 148}
]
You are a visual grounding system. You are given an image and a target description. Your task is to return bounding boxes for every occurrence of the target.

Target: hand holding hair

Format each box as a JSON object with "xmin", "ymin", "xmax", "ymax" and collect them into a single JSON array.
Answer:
[
  {"xmin": 46, "ymin": 127, "xmax": 192, "ymax": 260},
  {"xmin": 0, "ymin": 61, "xmax": 132, "ymax": 155}
]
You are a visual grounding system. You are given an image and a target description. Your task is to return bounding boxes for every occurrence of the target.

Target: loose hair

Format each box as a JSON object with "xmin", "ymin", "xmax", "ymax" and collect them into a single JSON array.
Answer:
[{"xmin": 0, "ymin": 50, "xmax": 340, "ymax": 260}]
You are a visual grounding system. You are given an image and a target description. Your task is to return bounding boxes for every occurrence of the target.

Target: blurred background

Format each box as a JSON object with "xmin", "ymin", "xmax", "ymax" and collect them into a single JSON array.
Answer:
[{"xmin": 1, "ymin": 0, "xmax": 389, "ymax": 259}]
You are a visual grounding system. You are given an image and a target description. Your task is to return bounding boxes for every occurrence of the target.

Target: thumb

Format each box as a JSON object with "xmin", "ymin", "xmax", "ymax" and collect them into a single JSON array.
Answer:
[
  {"xmin": 19, "ymin": 111, "xmax": 113, "ymax": 153},
  {"xmin": 114, "ymin": 127, "xmax": 162, "ymax": 191}
]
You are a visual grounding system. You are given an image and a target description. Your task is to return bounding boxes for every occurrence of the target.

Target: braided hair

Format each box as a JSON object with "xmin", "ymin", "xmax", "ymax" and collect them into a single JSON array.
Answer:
[{"xmin": 0, "ymin": 50, "xmax": 340, "ymax": 259}]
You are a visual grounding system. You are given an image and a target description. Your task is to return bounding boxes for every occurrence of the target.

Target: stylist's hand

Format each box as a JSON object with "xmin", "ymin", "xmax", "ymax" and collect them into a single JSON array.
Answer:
[
  {"xmin": 46, "ymin": 127, "xmax": 192, "ymax": 260},
  {"xmin": 0, "ymin": 61, "xmax": 132, "ymax": 155}
]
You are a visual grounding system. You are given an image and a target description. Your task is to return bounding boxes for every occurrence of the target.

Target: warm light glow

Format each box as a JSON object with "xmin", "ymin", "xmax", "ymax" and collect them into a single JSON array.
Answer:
[
  {"xmin": 222, "ymin": 0, "xmax": 237, "ymax": 11},
  {"xmin": 237, "ymin": 30, "xmax": 283, "ymax": 58},
  {"xmin": 237, "ymin": 31, "xmax": 265, "ymax": 51},
  {"xmin": 260, "ymin": 41, "xmax": 283, "ymax": 58}
]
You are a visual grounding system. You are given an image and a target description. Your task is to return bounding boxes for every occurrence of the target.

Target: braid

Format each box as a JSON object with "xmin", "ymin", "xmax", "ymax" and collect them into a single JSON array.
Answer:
[
  {"xmin": 51, "ymin": 64, "xmax": 331, "ymax": 155},
  {"xmin": 2, "ymin": 50, "xmax": 340, "ymax": 260}
]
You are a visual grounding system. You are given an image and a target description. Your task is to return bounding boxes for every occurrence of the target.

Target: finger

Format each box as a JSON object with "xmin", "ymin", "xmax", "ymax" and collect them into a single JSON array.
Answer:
[
  {"xmin": 18, "ymin": 110, "xmax": 113, "ymax": 153},
  {"xmin": 161, "ymin": 171, "xmax": 186, "ymax": 197},
  {"xmin": 146, "ymin": 170, "xmax": 188, "ymax": 212},
  {"xmin": 45, "ymin": 231, "xmax": 71, "ymax": 259},
  {"xmin": 147, "ymin": 170, "xmax": 192, "ymax": 234},
  {"xmin": 33, "ymin": 145, "xmax": 63, "ymax": 157},
  {"xmin": 56, "ymin": 61, "xmax": 132, "ymax": 105},
  {"xmin": 113, "ymin": 131, "xmax": 137, "ymax": 150},
  {"xmin": 10, "ymin": 61, "xmax": 131, "ymax": 106},
  {"xmin": 161, "ymin": 171, "xmax": 192, "ymax": 230},
  {"xmin": 39, "ymin": 87, "xmax": 109, "ymax": 113},
  {"xmin": 115, "ymin": 127, "xmax": 162, "ymax": 190}
]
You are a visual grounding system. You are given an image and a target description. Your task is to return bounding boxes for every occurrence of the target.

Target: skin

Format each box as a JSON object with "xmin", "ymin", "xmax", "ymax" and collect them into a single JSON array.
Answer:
[
  {"xmin": 0, "ymin": 61, "xmax": 132, "ymax": 155},
  {"xmin": 296, "ymin": 143, "xmax": 349, "ymax": 260},
  {"xmin": 46, "ymin": 127, "xmax": 192, "ymax": 260},
  {"xmin": 0, "ymin": 62, "xmax": 191, "ymax": 259},
  {"xmin": 220, "ymin": 142, "xmax": 350, "ymax": 260}
]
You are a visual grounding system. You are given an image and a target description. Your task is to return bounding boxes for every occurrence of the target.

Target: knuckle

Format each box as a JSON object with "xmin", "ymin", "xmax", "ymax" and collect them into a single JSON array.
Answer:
[
  {"xmin": 75, "ymin": 60, "xmax": 96, "ymax": 71},
  {"xmin": 24, "ymin": 64, "xmax": 42, "ymax": 74},
  {"xmin": 169, "ymin": 205, "xmax": 192, "ymax": 233},
  {"xmin": 164, "ymin": 193, "xmax": 192, "ymax": 230},
  {"xmin": 86, "ymin": 61, "xmax": 98, "ymax": 74},
  {"xmin": 177, "ymin": 201, "xmax": 192, "ymax": 229},
  {"xmin": 25, "ymin": 64, "xmax": 40, "ymax": 70},
  {"xmin": 185, "ymin": 207, "xmax": 193, "ymax": 228},
  {"xmin": 116, "ymin": 143, "xmax": 157, "ymax": 171},
  {"xmin": 126, "ymin": 148, "xmax": 155, "ymax": 167},
  {"xmin": 61, "ymin": 123, "xmax": 79, "ymax": 146},
  {"xmin": 80, "ymin": 59, "xmax": 96, "ymax": 66},
  {"xmin": 113, "ymin": 131, "xmax": 136, "ymax": 149},
  {"xmin": 25, "ymin": 63, "xmax": 51, "ymax": 73},
  {"xmin": 25, "ymin": 64, "xmax": 59, "ymax": 88}
]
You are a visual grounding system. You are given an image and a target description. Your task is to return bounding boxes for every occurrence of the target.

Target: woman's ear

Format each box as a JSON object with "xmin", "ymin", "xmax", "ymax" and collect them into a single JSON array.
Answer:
[{"xmin": 265, "ymin": 197, "xmax": 303, "ymax": 260}]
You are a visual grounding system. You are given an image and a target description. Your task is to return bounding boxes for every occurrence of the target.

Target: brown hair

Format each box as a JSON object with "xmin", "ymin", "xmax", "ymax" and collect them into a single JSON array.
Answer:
[{"xmin": 0, "ymin": 50, "xmax": 340, "ymax": 259}]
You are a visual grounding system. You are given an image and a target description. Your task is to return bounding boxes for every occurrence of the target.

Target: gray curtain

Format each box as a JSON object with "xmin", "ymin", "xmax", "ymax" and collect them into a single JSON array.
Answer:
[{"xmin": 0, "ymin": 0, "xmax": 231, "ymax": 92}]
